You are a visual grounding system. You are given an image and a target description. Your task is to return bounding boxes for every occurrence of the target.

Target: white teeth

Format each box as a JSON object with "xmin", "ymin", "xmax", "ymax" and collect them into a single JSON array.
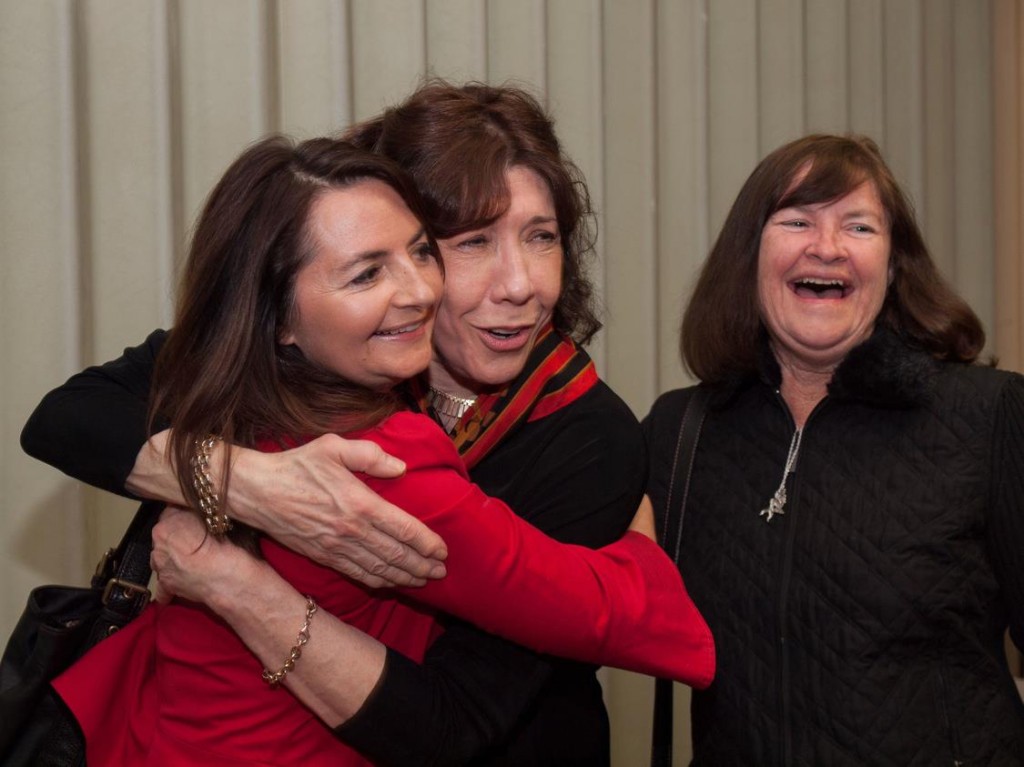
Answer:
[
  {"xmin": 796, "ymin": 278, "xmax": 845, "ymax": 287},
  {"xmin": 376, "ymin": 323, "xmax": 419, "ymax": 336}
]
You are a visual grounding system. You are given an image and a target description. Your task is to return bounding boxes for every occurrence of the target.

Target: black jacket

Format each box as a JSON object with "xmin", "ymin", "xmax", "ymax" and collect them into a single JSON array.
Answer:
[{"xmin": 643, "ymin": 332, "xmax": 1024, "ymax": 766}]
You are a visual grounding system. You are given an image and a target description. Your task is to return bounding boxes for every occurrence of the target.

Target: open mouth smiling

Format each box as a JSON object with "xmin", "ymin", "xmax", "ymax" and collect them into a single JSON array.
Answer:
[
  {"xmin": 374, "ymin": 321, "xmax": 425, "ymax": 337},
  {"xmin": 791, "ymin": 278, "xmax": 849, "ymax": 299},
  {"xmin": 486, "ymin": 328, "xmax": 525, "ymax": 339}
]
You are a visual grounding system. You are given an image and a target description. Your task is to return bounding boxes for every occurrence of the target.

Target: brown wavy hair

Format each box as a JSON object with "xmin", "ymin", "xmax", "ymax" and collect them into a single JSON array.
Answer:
[
  {"xmin": 149, "ymin": 136, "xmax": 432, "ymax": 548},
  {"xmin": 681, "ymin": 134, "xmax": 985, "ymax": 382},
  {"xmin": 344, "ymin": 80, "xmax": 601, "ymax": 344}
]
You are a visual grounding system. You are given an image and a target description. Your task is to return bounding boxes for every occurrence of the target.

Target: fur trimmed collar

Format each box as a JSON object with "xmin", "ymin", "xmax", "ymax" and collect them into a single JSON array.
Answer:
[
  {"xmin": 718, "ymin": 329, "xmax": 940, "ymax": 409},
  {"xmin": 824, "ymin": 329, "xmax": 939, "ymax": 407}
]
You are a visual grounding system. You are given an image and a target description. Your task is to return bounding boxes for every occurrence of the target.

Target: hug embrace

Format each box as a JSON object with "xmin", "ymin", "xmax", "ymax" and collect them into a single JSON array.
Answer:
[{"xmin": 15, "ymin": 81, "xmax": 1024, "ymax": 766}]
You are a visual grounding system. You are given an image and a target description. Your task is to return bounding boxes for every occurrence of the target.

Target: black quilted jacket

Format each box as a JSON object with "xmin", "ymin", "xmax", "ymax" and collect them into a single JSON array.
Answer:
[{"xmin": 643, "ymin": 331, "xmax": 1024, "ymax": 766}]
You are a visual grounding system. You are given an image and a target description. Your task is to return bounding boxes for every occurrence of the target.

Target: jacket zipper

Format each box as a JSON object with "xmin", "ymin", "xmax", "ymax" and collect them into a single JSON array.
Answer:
[{"xmin": 773, "ymin": 391, "xmax": 826, "ymax": 767}]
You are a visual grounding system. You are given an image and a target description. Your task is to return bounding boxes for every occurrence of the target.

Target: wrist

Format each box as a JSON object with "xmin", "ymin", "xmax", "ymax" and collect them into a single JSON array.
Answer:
[
  {"xmin": 202, "ymin": 552, "xmax": 273, "ymax": 617},
  {"xmin": 126, "ymin": 430, "xmax": 184, "ymax": 502},
  {"xmin": 192, "ymin": 436, "xmax": 232, "ymax": 536},
  {"xmin": 218, "ymin": 445, "xmax": 266, "ymax": 529}
]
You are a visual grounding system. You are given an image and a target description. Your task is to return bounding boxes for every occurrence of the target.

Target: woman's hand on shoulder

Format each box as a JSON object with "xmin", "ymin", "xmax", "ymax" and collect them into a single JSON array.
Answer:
[{"xmin": 228, "ymin": 433, "xmax": 448, "ymax": 588}]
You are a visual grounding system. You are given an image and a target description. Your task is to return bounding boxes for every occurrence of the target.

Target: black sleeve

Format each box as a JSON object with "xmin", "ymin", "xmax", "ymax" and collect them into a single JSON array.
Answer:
[
  {"xmin": 20, "ymin": 329, "xmax": 168, "ymax": 498},
  {"xmin": 336, "ymin": 391, "xmax": 647, "ymax": 766},
  {"xmin": 340, "ymin": 627, "xmax": 554, "ymax": 766},
  {"xmin": 987, "ymin": 373, "xmax": 1024, "ymax": 649}
]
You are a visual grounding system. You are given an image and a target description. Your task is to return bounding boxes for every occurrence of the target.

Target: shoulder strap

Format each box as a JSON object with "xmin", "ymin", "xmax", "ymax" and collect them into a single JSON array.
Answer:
[
  {"xmin": 651, "ymin": 385, "xmax": 711, "ymax": 767},
  {"xmin": 659, "ymin": 385, "xmax": 711, "ymax": 566},
  {"xmin": 86, "ymin": 500, "xmax": 159, "ymax": 644}
]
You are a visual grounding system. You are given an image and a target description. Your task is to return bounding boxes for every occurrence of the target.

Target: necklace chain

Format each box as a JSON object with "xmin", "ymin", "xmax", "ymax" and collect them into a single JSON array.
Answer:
[
  {"xmin": 428, "ymin": 386, "xmax": 477, "ymax": 421},
  {"xmin": 759, "ymin": 428, "xmax": 802, "ymax": 523}
]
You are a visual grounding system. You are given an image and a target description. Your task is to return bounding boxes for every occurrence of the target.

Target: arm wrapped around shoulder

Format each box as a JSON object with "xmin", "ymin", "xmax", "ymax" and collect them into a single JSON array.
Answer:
[
  {"xmin": 408, "ymin": 502, "xmax": 716, "ymax": 687},
  {"xmin": 375, "ymin": 414, "xmax": 716, "ymax": 687}
]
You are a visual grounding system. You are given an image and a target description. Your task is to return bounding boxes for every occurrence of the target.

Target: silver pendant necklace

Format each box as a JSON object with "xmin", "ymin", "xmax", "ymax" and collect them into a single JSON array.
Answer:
[{"xmin": 759, "ymin": 428, "xmax": 802, "ymax": 522}]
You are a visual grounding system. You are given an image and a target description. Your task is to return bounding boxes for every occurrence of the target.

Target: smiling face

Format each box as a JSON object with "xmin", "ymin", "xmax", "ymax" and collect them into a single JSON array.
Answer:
[
  {"xmin": 429, "ymin": 166, "xmax": 563, "ymax": 395},
  {"xmin": 757, "ymin": 179, "xmax": 891, "ymax": 374},
  {"xmin": 281, "ymin": 180, "xmax": 442, "ymax": 390}
]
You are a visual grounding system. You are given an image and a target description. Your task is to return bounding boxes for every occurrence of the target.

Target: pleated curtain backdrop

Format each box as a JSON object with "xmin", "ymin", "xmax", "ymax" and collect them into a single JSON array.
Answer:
[{"xmin": 1, "ymin": 1, "xmax": 1013, "ymax": 764}]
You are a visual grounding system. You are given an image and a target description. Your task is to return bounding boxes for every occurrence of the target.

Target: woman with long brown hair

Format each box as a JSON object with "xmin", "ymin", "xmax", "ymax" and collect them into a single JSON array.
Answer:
[
  {"xmin": 24, "ymin": 83, "xmax": 714, "ymax": 765},
  {"xmin": 43, "ymin": 133, "xmax": 711, "ymax": 766}
]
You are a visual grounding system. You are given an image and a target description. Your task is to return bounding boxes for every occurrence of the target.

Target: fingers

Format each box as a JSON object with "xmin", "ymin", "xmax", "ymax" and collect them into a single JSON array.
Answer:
[
  {"xmin": 314, "ymin": 525, "xmax": 444, "ymax": 590},
  {"xmin": 226, "ymin": 433, "xmax": 447, "ymax": 589},
  {"xmin": 359, "ymin": 496, "xmax": 449, "ymax": 584},
  {"xmin": 362, "ymin": 525, "xmax": 446, "ymax": 588},
  {"xmin": 369, "ymin": 497, "xmax": 448, "ymax": 562},
  {"xmin": 324, "ymin": 434, "xmax": 406, "ymax": 478}
]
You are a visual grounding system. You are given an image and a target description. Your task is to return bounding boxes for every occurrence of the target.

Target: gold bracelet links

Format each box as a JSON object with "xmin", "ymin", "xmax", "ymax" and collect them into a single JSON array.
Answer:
[
  {"xmin": 190, "ymin": 435, "xmax": 233, "ymax": 536},
  {"xmin": 262, "ymin": 597, "xmax": 318, "ymax": 688}
]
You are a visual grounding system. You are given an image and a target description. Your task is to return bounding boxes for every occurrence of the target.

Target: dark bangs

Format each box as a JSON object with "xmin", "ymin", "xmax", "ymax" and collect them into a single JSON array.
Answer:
[
  {"xmin": 775, "ymin": 152, "xmax": 874, "ymax": 219},
  {"xmin": 426, "ymin": 137, "xmax": 512, "ymax": 238}
]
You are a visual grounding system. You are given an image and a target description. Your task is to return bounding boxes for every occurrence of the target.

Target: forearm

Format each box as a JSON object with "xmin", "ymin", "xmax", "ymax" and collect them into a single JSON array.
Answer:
[
  {"xmin": 22, "ymin": 383, "xmax": 152, "ymax": 498},
  {"xmin": 123, "ymin": 430, "xmax": 186, "ymax": 504},
  {"xmin": 382, "ymin": 472, "xmax": 710, "ymax": 681},
  {"xmin": 20, "ymin": 329, "xmax": 167, "ymax": 497},
  {"xmin": 199, "ymin": 554, "xmax": 387, "ymax": 726},
  {"xmin": 131, "ymin": 431, "xmax": 444, "ymax": 587},
  {"xmin": 125, "ymin": 433, "xmax": 270, "ymax": 517},
  {"xmin": 337, "ymin": 624, "xmax": 554, "ymax": 766}
]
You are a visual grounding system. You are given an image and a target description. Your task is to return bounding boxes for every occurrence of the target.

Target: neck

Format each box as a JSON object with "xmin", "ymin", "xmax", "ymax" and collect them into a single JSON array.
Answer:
[
  {"xmin": 774, "ymin": 351, "xmax": 833, "ymax": 428},
  {"xmin": 427, "ymin": 361, "xmax": 478, "ymax": 400}
]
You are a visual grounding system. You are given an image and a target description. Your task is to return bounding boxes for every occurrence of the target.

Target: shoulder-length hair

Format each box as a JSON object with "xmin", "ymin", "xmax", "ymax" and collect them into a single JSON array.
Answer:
[
  {"xmin": 681, "ymin": 134, "xmax": 985, "ymax": 382},
  {"xmin": 344, "ymin": 79, "xmax": 601, "ymax": 344},
  {"xmin": 149, "ymin": 136, "xmax": 431, "ymax": 546}
]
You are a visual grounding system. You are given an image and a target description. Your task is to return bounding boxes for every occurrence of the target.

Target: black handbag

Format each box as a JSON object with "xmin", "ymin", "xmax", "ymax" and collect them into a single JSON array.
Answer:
[
  {"xmin": 0, "ymin": 501, "xmax": 158, "ymax": 766},
  {"xmin": 650, "ymin": 385, "xmax": 711, "ymax": 767}
]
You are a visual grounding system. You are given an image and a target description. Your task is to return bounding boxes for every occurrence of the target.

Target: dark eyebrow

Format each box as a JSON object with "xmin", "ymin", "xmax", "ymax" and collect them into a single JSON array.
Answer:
[
  {"xmin": 525, "ymin": 216, "xmax": 557, "ymax": 227},
  {"xmin": 774, "ymin": 204, "xmax": 883, "ymax": 222},
  {"xmin": 841, "ymin": 209, "xmax": 883, "ymax": 221},
  {"xmin": 407, "ymin": 227, "xmax": 427, "ymax": 247},
  {"xmin": 341, "ymin": 228, "xmax": 428, "ymax": 269}
]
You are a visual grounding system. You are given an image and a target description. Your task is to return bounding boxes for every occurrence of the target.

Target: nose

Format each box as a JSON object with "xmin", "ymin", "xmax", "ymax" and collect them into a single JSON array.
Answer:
[
  {"xmin": 808, "ymin": 224, "xmax": 846, "ymax": 263},
  {"xmin": 491, "ymin": 243, "xmax": 534, "ymax": 304},
  {"xmin": 394, "ymin": 258, "xmax": 439, "ymax": 308}
]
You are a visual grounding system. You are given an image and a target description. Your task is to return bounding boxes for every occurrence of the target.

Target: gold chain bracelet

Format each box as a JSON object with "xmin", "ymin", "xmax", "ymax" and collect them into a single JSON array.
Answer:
[
  {"xmin": 190, "ymin": 435, "xmax": 233, "ymax": 536},
  {"xmin": 262, "ymin": 597, "xmax": 318, "ymax": 688}
]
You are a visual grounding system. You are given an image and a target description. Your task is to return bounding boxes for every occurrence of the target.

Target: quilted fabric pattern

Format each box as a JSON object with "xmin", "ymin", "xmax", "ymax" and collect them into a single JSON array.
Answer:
[{"xmin": 644, "ymin": 337, "xmax": 1024, "ymax": 767}]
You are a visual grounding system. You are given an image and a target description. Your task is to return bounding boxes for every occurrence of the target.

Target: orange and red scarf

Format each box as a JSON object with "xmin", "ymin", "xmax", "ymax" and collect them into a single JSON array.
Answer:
[{"xmin": 411, "ymin": 323, "xmax": 598, "ymax": 469}]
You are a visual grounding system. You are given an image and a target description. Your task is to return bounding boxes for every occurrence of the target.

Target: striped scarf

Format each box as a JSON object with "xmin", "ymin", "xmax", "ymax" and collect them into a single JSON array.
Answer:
[{"xmin": 412, "ymin": 323, "xmax": 598, "ymax": 469}]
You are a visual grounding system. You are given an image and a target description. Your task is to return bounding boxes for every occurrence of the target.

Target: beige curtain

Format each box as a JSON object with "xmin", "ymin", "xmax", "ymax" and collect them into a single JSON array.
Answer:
[
  {"xmin": 0, "ymin": 2, "xmax": 1004, "ymax": 764},
  {"xmin": 994, "ymin": 0, "xmax": 1024, "ymax": 683},
  {"xmin": 996, "ymin": 0, "xmax": 1024, "ymax": 373}
]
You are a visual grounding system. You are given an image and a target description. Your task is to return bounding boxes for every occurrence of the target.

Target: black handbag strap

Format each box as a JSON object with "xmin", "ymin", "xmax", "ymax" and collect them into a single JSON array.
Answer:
[
  {"xmin": 86, "ymin": 500, "xmax": 160, "ymax": 643},
  {"xmin": 650, "ymin": 385, "xmax": 711, "ymax": 767}
]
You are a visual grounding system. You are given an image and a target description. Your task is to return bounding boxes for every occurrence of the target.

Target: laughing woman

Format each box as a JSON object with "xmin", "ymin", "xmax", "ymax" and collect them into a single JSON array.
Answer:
[{"xmin": 644, "ymin": 134, "xmax": 1024, "ymax": 764}]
